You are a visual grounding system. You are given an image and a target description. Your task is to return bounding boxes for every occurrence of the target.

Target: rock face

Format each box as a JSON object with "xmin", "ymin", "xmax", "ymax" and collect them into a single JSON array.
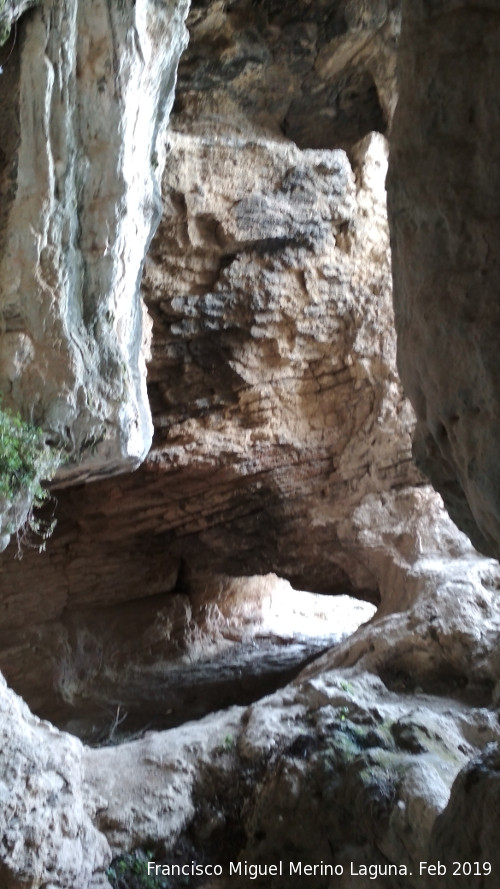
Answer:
[
  {"xmin": 430, "ymin": 744, "xmax": 500, "ymax": 888},
  {"xmin": 1, "ymin": 1, "xmax": 500, "ymax": 888},
  {"xmin": 0, "ymin": 7, "xmax": 424, "ymax": 733},
  {"xmin": 2, "ymin": 488, "xmax": 500, "ymax": 889},
  {"xmin": 174, "ymin": 0, "xmax": 401, "ymax": 148},
  {"xmin": 0, "ymin": 0, "xmax": 188, "ymax": 496},
  {"xmin": 0, "ymin": 0, "xmax": 421, "ymax": 732},
  {"xmin": 0, "ymin": 570, "xmax": 376, "ymax": 744},
  {"xmin": 0, "ymin": 674, "xmax": 109, "ymax": 889},
  {"xmin": 86, "ymin": 494, "xmax": 500, "ymax": 888},
  {"xmin": 387, "ymin": 0, "xmax": 500, "ymax": 560},
  {"xmin": 141, "ymin": 126, "xmax": 419, "ymax": 590}
]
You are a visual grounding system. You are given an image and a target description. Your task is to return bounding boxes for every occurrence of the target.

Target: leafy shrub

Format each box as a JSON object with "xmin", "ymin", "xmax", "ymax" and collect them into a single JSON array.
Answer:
[
  {"xmin": 0, "ymin": 401, "xmax": 61, "ymax": 550},
  {"xmin": 107, "ymin": 851, "xmax": 170, "ymax": 889}
]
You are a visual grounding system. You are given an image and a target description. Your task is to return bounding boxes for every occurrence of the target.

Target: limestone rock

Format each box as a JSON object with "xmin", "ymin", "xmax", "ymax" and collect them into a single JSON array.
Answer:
[
  {"xmin": 321, "ymin": 484, "xmax": 500, "ymax": 707},
  {"xmin": 4, "ymin": 127, "xmax": 419, "ymax": 605},
  {"xmin": 82, "ymin": 484, "xmax": 500, "ymax": 888},
  {"xmin": 387, "ymin": 0, "xmax": 500, "ymax": 559},
  {"xmin": 86, "ymin": 660, "xmax": 500, "ymax": 889},
  {"xmin": 0, "ymin": 674, "xmax": 110, "ymax": 889},
  {"xmin": 0, "ymin": 126, "xmax": 422, "ymax": 730},
  {"xmin": 3, "ymin": 479, "xmax": 498, "ymax": 887},
  {"xmin": 0, "ymin": 569, "xmax": 374, "ymax": 743},
  {"xmin": 2, "ymin": 2, "xmax": 500, "ymax": 886},
  {"xmin": 174, "ymin": 0, "xmax": 401, "ymax": 148},
  {"xmin": 430, "ymin": 743, "xmax": 500, "ymax": 888},
  {"xmin": 0, "ymin": 0, "xmax": 419, "ymax": 766},
  {"xmin": 0, "ymin": 0, "xmax": 189, "ymax": 498}
]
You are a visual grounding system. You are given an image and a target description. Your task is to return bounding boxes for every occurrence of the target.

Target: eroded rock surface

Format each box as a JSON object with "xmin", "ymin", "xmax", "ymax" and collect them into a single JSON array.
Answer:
[
  {"xmin": 0, "ymin": 27, "xmax": 423, "ymax": 732},
  {"xmin": 0, "ymin": 573, "xmax": 375, "ymax": 744},
  {"xmin": 0, "ymin": 674, "xmax": 110, "ymax": 889},
  {"xmin": 86, "ymin": 488, "xmax": 500, "ymax": 889},
  {"xmin": 0, "ymin": 125, "xmax": 422, "ymax": 731},
  {"xmin": 1, "ymin": 1, "xmax": 500, "ymax": 887},
  {"xmin": 174, "ymin": 0, "xmax": 401, "ymax": 148},
  {"xmin": 388, "ymin": 0, "xmax": 500, "ymax": 559},
  {"xmin": 0, "ymin": 0, "xmax": 188, "ymax": 499},
  {"xmin": 430, "ymin": 744, "xmax": 500, "ymax": 888},
  {"xmin": 2, "ymin": 482, "xmax": 499, "ymax": 889}
]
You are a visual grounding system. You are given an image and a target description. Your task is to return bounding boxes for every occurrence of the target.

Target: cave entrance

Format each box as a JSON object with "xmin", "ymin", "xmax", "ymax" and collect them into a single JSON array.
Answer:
[
  {"xmin": 1, "ymin": 571, "xmax": 376, "ymax": 747},
  {"xmin": 57, "ymin": 573, "xmax": 376, "ymax": 746}
]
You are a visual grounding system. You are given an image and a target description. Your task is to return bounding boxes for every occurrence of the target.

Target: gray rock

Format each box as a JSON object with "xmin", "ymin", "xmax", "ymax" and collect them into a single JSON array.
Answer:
[{"xmin": 387, "ymin": 0, "xmax": 500, "ymax": 559}]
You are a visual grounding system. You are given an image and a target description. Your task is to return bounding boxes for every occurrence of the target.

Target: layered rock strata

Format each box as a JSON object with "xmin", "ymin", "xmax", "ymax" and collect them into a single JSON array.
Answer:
[
  {"xmin": 81, "ymin": 495, "xmax": 500, "ymax": 888},
  {"xmin": 2, "ymin": 491, "xmax": 500, "ymax": 888},
  {"xmin": 0, "ymin": 0, "xmax": 419, "ymax": 726},
  {"xmin": 2, "ymin": 1, "xmax": 500, "ymax": 887},
  {"xmin": 0, "ymin": 128, "xmax": 424, "ymax": 729}
]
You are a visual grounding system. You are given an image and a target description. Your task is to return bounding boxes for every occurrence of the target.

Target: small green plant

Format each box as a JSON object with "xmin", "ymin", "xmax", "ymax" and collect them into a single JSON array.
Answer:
[
  {"xmin": 214, "ymin": 733, "xmax": 236, "ymax": 756},
  {"xmin": 106, "ymin": 850, "xmax": 169, "ymax": 889},
  {"xmin": 0, "ymin": 400, "xmax": 61, "ymax": 551}
]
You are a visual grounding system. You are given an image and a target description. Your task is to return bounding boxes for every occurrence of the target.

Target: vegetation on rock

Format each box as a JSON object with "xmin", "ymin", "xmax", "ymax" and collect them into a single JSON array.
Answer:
[
  {"xmin": 0, "ymin": 401, "xmax": 61, "ymax": 549},
  {"xmin": 107, "ymin": 851, "xmax": 169, "ymax": 889}
]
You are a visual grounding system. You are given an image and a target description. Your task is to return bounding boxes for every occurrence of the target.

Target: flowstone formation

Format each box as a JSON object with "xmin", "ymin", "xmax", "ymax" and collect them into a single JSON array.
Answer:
[
  {"xmin": 0, "ymin": 1, "xmax": 500, "ymax": 888},
  {"xmin": 0, "ymin": 0, "xmax": 189, "ymax": 505}
]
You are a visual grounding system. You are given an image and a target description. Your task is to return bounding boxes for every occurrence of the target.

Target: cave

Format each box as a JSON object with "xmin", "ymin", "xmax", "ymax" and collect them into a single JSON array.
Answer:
[{"xmin": 0, "ymin": 1, "xmax": 500, "ymax": 887}]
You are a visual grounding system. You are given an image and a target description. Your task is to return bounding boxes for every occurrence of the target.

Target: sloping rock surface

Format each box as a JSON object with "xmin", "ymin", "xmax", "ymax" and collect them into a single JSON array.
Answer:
[{"xmin": 2, "ymin": 485, "xmax": 500, "ymax": 889}]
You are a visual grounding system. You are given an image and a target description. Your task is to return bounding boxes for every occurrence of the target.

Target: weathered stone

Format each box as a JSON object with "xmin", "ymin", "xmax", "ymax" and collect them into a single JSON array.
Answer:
[
  {"xmin": 0, "ymin": 126, "xmax": 422, "ymax": 729},
  {"xmin": 86, "ymin": 658, "xmax": 500, "ymax": 889},
  {"xmin": 0, "ymin": 0, "xmax": 189, "ymax": 505},
  {"xmin": 430, "ymin": 743, "xmax": 500, "ymax": 888},
  {"xmin": 387, "ymin": 0, "xmax": 500, "ymax": 559},
  {"xmin": 2, "ymin": 1, "xmax": 500, "ymax": 886},
  {"xmin": 0, "ymin": 572, "xmax": 375, "ymax": 743},
  {"xmin": 0, "ymin": 674, "xmax": 110, "ymax": 889},
  {"xmin": 174, "ymin": 0, "xmax": 401, "ymax": 149}
]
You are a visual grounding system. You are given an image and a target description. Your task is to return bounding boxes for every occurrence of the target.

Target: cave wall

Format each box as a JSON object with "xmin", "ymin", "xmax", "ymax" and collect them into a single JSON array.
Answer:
[
  {"xmin": 1, "ymin": 1, "xmax": 500, "ymax": 887},
  {"xmin": 0, "ymin": 0, "xmax": 432, "ymax": 728},
  {"xmin": 0, "ymin": 0, "xmax": 189, "ymax": 505},
  {"xmin": 388, "ymin": 0, "xmax": 500, "ymax": 560}
]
